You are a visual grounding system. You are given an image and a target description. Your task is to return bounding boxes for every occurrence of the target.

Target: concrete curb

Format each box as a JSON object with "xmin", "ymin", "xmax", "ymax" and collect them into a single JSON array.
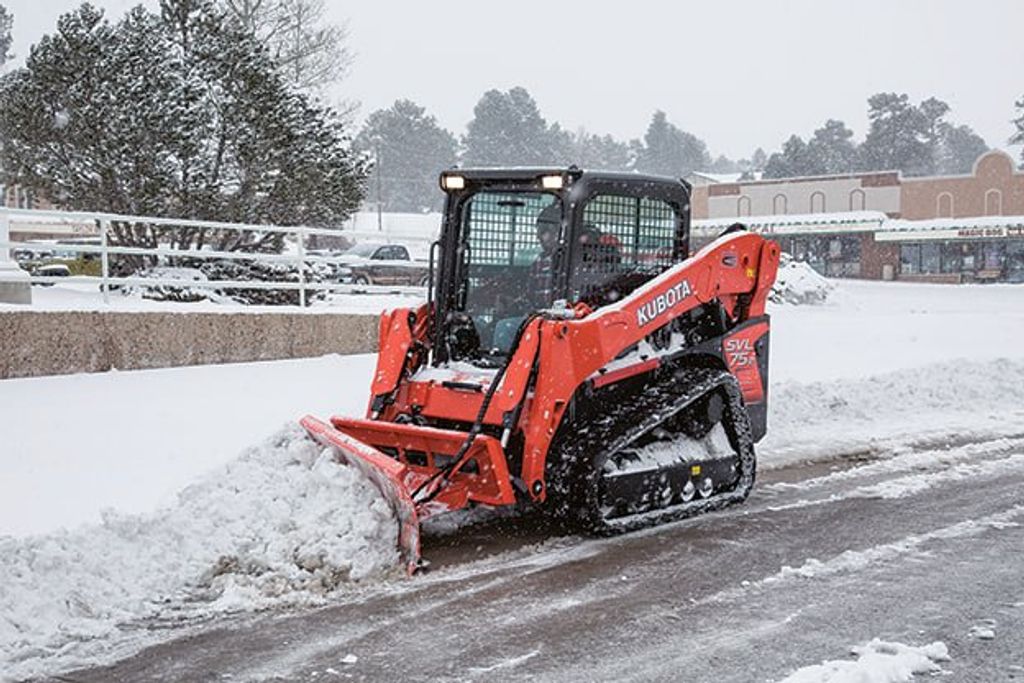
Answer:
[{"xmin": 0, "ymin": 311, "xmax": 379, "ymax": 379}]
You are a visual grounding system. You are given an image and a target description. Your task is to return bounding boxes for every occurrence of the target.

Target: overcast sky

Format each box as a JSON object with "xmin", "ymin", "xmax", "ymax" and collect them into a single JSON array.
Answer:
[{"xmin": 4, "ymin": 0, "xmax": 1023, "ymax": 162}]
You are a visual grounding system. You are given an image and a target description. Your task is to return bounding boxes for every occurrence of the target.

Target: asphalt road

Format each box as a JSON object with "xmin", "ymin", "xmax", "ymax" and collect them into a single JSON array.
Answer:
[{"xmin": 45, "ymin": 434, "xmax": 1024, "ymax": 682}]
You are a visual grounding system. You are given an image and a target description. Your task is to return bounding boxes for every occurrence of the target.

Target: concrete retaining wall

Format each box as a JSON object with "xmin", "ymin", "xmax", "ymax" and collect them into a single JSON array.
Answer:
[{"xmin": 0, "ymin": 311, "xmax": 379, "ymax": 379}]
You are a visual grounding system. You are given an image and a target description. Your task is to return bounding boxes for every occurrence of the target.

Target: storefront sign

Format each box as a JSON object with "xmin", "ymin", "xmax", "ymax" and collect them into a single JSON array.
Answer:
[{"xmin": 876, "ymin": 225, "xmax": 1024, "ymax": 242}]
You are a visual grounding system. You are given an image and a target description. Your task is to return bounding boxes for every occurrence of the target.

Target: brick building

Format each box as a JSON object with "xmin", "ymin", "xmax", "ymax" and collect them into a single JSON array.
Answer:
[
  {"xmin": 900, "ymin": 150, "xmax": 1024, "ymax": 219},
  {"xmin": 690, "ymin": 170, "xmax": 902, "ymax": 220},
  {"xmin": 689, "ymin": 150, "xmax": 1024, "ymax": 283},
  {"xmin": 688, "ymin": 150, "xmax": 1023, "ymax": 222}
]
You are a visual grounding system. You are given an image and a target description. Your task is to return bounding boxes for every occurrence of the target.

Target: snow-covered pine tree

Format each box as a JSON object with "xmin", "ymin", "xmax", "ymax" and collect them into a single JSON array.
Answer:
[
  {"xmin": 567, "ymin": 129, "xmax": 632, "ymax": 172},
  {"xmin": 354, "ymin": 99, "xmax": 457, "ymax": 212},
  {"xmin": 859, "ymin": 93, "xmax": 935, "ymax": 176},
  {"xmin": 0, "ymin": 0, "xmax": 367, "ymax": 261},
  {"xmin": 462, "ymin": 87, "xmax": 563, "ymax": 167},
  {"xmin": 708, "ymin": 155, "xmax": 740, "ymax": 174},
  {"xmin": 934, "ymin": 123, "xmax": 988, "ymax": 175},
  {"xmin": 763, "ymin": 135, "xmax": 813, "ymax": 179},
  {"xmin": 859, "ymin": 93, "xmax": 989, "ymax": 176},
  {"xmin": 750, "ymin": 148, "xmax": 768, "ymax": 173},
  {"xmin": 634, "ymin": 111, "xmax": 711, "ymax": 178},
  {"xmin": 1011, "ymin": 97, "xmax": 1024, "ymax": 167},
  {"xmin": 806, "ymin": 119, "xmax": 858, "ymax": 176},
  {"xmin": 0, "ymin": 4, "xmax": 12, "ymax": 67}
]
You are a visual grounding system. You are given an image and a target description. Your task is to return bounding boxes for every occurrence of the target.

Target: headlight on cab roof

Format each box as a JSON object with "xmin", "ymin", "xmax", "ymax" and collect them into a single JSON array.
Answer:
[
  {"xmin": 540, "ymin": 174, "xmax": 564, "ymax": 190},
  {"xmin": 440, "ymin": 174, "xmax": 465, "ymax": 191}
]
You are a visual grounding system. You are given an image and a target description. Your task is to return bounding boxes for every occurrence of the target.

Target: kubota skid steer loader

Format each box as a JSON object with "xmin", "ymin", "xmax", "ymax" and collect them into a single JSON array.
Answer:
[{"xmin": 302, "ymin": 167, "xmax": 780, "ymax": 573}]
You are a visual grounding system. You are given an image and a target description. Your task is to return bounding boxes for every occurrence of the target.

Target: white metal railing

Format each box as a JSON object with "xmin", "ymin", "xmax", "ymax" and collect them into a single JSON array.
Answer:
[{"xmin": 0, "ymin": 207, "xmax": 438, "ymax": 306}]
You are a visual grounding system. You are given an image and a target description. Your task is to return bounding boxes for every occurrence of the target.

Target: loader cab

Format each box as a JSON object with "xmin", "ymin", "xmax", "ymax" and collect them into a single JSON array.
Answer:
[{"xmin": 430, "ymin": 168, "xmax": 692, "ymax": 366}]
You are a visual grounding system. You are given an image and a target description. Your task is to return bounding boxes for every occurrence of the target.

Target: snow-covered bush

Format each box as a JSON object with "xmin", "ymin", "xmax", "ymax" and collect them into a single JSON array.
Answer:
[
  {"xmin": 136, "ymin": 267, "xmax": 211, "ymax": 303},
  {"xmin": 131, "ymin": 260, "xmax": 334, "ymax": 306},
  {"xmin": 770, "ymin": 253, "xmax": 834, "ymax": 305},
  {"xmin": 203, "ymin": 260, "xmax": 332, "ymax": 306}
]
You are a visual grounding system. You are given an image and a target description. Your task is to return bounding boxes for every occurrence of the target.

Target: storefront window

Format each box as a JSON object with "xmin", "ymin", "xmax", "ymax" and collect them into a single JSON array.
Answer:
[
  {"xmin": 1005, "ymin": 241, "xmax": 1024, "ymax": 283},
  {"xmin": 961, "ymin": 244, "xmax": 976, "ymax": 271},
  {"xmin": 899, "ymin": 239, "xmax": 1022, "ymax": 281},
  {"xmin": 900, "ymin": 245, "xmax": 920, "ymax": 274},
  {"xmin": 921, "ymin": 243, "xmax": 940, "ymax": 273},
  {"xmin": 982, "ymin": 242, "xmax": 1004, "ymax": 271},
  {"xmin": 940, "ymin": 243, "xmax": 961, "ymax": 273}
]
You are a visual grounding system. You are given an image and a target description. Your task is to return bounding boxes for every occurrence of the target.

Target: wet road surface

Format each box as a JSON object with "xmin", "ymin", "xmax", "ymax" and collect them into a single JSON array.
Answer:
[{"xmin": 45, "ymin": 435, "xmax": 1024, "ymax": 682}]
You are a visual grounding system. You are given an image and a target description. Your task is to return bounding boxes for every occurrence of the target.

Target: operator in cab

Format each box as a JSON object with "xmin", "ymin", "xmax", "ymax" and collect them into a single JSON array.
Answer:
[{"xmin": 530, "ymin": 202, "xmax": 561, "ymax": 307}]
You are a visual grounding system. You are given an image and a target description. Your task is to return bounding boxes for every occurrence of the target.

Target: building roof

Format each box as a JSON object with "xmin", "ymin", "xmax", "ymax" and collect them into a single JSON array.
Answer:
[
  {"xmin": 693, "ymin": 210, "xmax": 1024, "ymax": 241},
  {"xmin": 874, "ymin": 215, "xmax": 1024, "ymax": 242},
  {"xmin": 689, "ymin": 171, "xmax": 762, "ymax": 184},
  {"xmin": 693, "ymin": 211, "xmax": 888, "ymax": 236},
  {"xmin": 883, "ymin": 215, "xmax": 1024, "ymax": 232}
]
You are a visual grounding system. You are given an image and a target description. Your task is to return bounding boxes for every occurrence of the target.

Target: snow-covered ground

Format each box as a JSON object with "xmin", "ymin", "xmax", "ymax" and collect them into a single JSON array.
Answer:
[
  {"xmin": 779, "ymin": 639, "xmax": 951, "ymax": 683},
  {"xmin": 1, "ymin": 278, "xmax": 1023, "ymax": 680}
]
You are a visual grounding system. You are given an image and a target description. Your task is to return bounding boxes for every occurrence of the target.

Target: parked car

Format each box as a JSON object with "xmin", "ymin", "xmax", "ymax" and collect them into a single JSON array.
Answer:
[
  {"xmin": 337, "ymin": 243, "xmax": 430, "ymax": 287},
  {"xmin": 32, "ymin": 263, "xmax": 72, "ymax": 285}
]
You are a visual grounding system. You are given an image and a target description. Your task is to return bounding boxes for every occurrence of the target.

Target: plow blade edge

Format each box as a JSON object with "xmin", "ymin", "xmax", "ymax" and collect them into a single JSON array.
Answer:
[{"xmin": 300, "ymin": 415, "xmax": 422, "ymax": 575}]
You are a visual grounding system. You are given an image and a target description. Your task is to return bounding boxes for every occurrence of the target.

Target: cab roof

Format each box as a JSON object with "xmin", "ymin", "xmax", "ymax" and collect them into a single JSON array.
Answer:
[{"xmin": 441, "ymin": 167, "xmax": 692, "ymax": 191}]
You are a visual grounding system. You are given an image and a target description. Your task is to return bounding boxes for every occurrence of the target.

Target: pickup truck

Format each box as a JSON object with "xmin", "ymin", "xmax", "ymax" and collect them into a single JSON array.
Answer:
[{"xmin": 335, "ymin": 243, "xmax": 429, "ymax": 287}]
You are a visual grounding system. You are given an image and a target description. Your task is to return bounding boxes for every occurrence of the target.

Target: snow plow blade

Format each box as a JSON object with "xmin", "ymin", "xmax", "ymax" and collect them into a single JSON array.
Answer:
[
  {"xmin": 300, "ymin": 415, "xmax": 517, "ymax": 575},
  {"xmin": 300, "ymin": 415, "xmax": 423, "ymax": 575}
]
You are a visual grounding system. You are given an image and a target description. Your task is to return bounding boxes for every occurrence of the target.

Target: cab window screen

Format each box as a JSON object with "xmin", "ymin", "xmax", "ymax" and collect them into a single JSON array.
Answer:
[
  {"xmin": 573, "ymin": 194, "xmax": 678, "ymax": 307},
  {"xmin": 458, "ymin": 191, "xmax": 562, "ymax": 352},
  {"xmin": 464, "ymin": 192, "xmax": 557, "ymax": 266}
]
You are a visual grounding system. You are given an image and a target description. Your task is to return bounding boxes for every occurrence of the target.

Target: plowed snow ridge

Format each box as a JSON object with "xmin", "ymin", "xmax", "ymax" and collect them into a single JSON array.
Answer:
[
  {"xmin": 762, "ymin": 359, "xmax": 1024, "ymax": 467},
  {"xmin": 0, "ymin": 424, "xmax": 399, "ymax": 682}
]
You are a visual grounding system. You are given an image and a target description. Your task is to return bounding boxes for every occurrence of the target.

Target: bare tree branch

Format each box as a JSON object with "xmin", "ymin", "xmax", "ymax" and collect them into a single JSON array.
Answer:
[{"xmin": 220, "ymin": 0, "xmax": 351, "ymax": 93}]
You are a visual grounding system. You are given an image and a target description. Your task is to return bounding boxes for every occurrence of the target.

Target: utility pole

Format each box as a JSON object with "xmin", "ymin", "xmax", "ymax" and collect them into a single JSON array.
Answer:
[{"xmin": 374, "ymin": 138, "xmax": 383, "ymax": 232}]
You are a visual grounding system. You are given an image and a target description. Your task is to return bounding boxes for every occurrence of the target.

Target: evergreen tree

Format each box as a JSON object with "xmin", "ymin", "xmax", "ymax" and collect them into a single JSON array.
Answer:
[
  {"xmin": 1012, "ymin": 96, "xmax": 1024, "ymax": 166},
  {"xmin": 567, "ymin": 128, "xmax": 632, "ymax": 171},
  {"xmin": 860, "ymin": 93, "xmax": 988, "ymax": 176},
  {"xmin": 763, "ymin": 135, "xmax": 814, "ymax": 178},
  {"xmin": 354, "ymin": 99, "xmax": 457, "ymax": 212},
  {"xmin": 935, "ymin": 123, "xmax": 988, "ymax": 175},
  {"xmin": 634, "ymin": 110, "xmax": 711, "ymax": 177},
  {"xmin": 859, "ymin": 93, "xmax": 934, "ymax": 176},
  {"xmin": 0, "ymin": 4, "xmax": 11, "ymax": 67},
  {"xmin": 709, "ymin": 155, "xmax": 740, "ymax": 174},
  {"xmin": 546, "ymin": 121, "xmax": 575, "ymax": 165},
  {"xmin": 750, "ymin": 147, "xmax": 767, "ymax": 173},
  {"xmin": 462, "ymin": 87, "xmax": 561, "ymax": 166},
  {"xmin": 806, "ymin": 119, "xmax": 858, "ymax": 175},
  {"xmin": 0, "ymin": 1, "xmax": 367, "ymax": 254},
  {"xmin": 918, "ymin": 97, "xmax": 950, "ymax": 156}
]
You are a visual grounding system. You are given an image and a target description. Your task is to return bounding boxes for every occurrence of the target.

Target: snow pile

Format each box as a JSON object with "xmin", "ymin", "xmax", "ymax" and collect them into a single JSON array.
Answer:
[
  {"xmin": 770, "ymin": 254, "xmax": 834, "ymax": 305},
  {"xmin": 779, "ymin": 639, "xmax": 950, "ymax": 682},
  {"xmin": 0, "ymin": 424, "xmax": 399, "ymax": 679},
  {"xmin": 762, "ymin": 359, "xmax": 1024, "ymax": 468},
  {"xmin": 968, "ymin": 623, "xmax": 996, "ymax": 640},
  {"xmin": 607, "ymin": 424, "xmax": 733, "ymax": 473}
]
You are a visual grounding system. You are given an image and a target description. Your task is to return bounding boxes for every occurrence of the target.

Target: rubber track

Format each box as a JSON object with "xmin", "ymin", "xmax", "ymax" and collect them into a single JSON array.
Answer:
[{"xmin": 556, "ymin": 367, "xmax": 757, "ymax": 535}]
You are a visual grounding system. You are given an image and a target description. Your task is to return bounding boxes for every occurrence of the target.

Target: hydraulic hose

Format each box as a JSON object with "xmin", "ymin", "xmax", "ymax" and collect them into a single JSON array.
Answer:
[{"xmin": 412, "ymin": 313, "xmax": 541, "ymax": 504}]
